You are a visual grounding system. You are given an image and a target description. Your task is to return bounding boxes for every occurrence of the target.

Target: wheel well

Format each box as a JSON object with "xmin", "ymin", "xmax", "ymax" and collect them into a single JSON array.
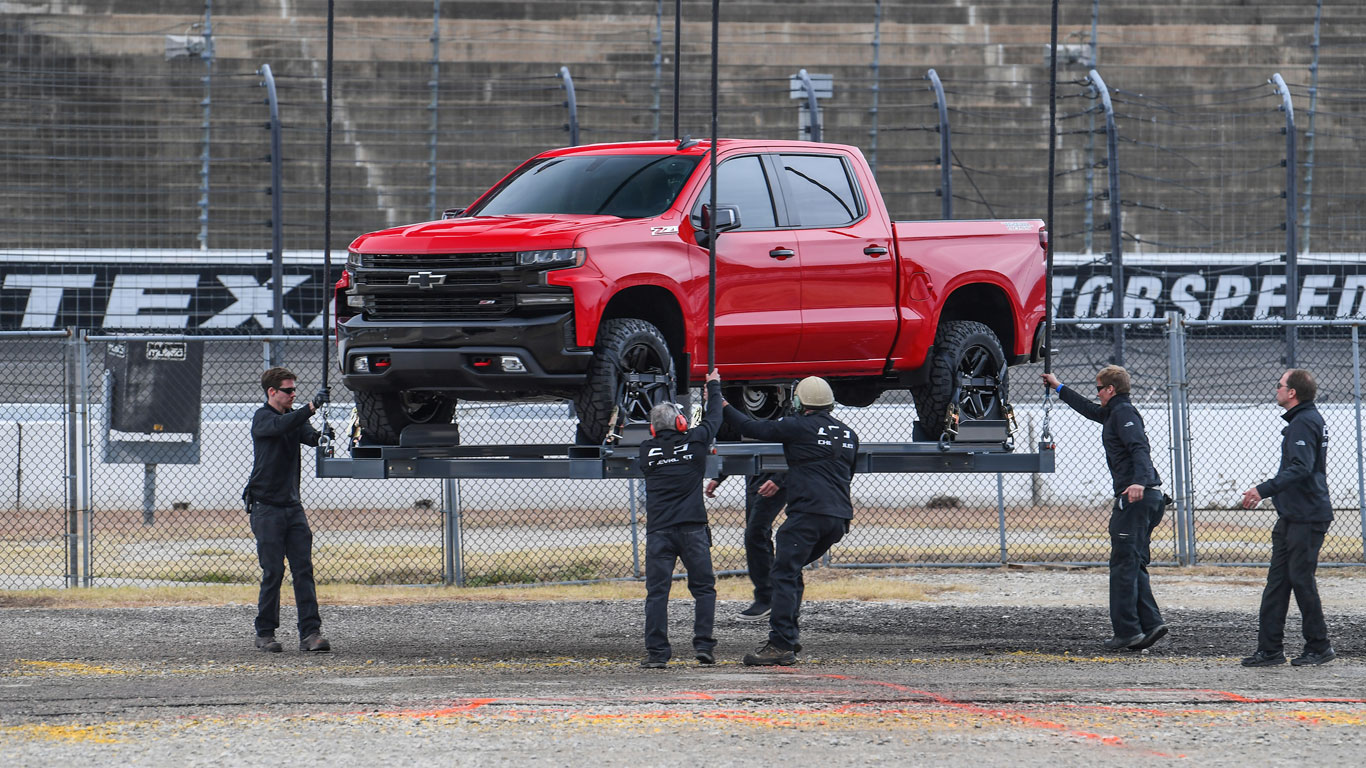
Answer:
[
  {"xmin": 939, "ymin": 283, "xmax": 1015, "ymax": 355},
  {"xmin": 601, "ymin": 285, "xmax": 686, "ymax": 363}
]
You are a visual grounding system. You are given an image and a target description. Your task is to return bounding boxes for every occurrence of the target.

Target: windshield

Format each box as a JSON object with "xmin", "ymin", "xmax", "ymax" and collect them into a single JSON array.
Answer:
[{"xmin": 469, "ymin": 154, "xmax": 702, "ymax": 218}]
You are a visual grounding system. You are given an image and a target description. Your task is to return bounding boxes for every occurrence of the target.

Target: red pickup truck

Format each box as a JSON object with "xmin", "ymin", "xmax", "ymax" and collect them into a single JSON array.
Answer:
[{"xmin": 337, "ymin": 139, "xmax": 1047, "ymax": 445}]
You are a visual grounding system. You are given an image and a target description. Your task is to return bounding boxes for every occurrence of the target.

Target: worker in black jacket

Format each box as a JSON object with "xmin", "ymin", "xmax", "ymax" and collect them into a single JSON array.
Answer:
[
  {"xmin": 245, "ymin": 366, "xmax": 331, "ymax": 653},
  {"xmin": 1043, "ymin": 365, "xmax": 1168, "ymax": 652},
  {"xmin": 637, "ymin": 369, "xmax": 724, "ymax": 668},
  {"xmin": 723, "ymin": 376, "xmax": 858, "ymax": 666},
  {"xmin": 706, "ymin": 467, "xmax": 788, "ymax": 621},
  {"xmin": 1239, "ymin": 368, "xmax": 1335, "ymax": 667}
]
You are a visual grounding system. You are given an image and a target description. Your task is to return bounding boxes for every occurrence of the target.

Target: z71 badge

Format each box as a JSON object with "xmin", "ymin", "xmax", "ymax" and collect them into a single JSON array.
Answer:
[{"xmin": 650, "ymin": 226, "xmax": 679, "ymax": 236}]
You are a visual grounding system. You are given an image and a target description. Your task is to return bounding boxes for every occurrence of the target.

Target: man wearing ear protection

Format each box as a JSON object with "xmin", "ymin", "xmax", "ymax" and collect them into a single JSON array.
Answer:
[
  {"xmin": 723, "ymin": 376, "xmax": 858, "ymax": 666},
  {"xmin": 637, "ymin": 369, "xmax": 725, "ymax": 668}
]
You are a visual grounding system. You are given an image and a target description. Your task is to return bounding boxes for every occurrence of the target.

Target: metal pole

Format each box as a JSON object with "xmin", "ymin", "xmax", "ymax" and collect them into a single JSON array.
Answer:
[
  {"xmin": 1177, "ymin": 317, "xmax": 1197, "ymax": 564},
  {"xmin": 995, "ymin": 473, "xmax": 1008, "ymax": 564},
  {"xmin": 1088, "ymin": 68, "xmax": 1124, "ymax": 365},
  {"xmin": 651, "ymin": 0, "xmax": 663, "ymax": 140},
  {"xmin": 707, "ymin": 0, "xmax": 719, "ymax": 370},
  {"xmin": 1301, "ymin": 0, "xmax": 1322, "ymax": 254},
  {"xmin": 64, "ymin": 329, "xmax": 80, "ymax": 588},
  {"xmin": 442, "ymin": 477, "xmax": 456, "ymax": 586},
  {"xmin": 672, "ymin": 0, "xmax": 681, "ymax": 140},
  {"xmin": 1271, "ymin": 73, "xmax": 1298, "ymax": 366},
  {"xmin": 320, "ymin": 0, "xmax": 335, "ymax": 416},
  {"xmin": 797, "ymin": 68, "xmax": 820, "ymax": 142},
  {"xmin": 1084, "ymin": 0, "xmax": 1098, "ymax": 254},
  {"xmin": 559, "ymin": 66, "xmax": 579, "ymax": 146},
  {"xmin": 868, "ymin": 0, "xmax": 881, "ymax": 176},
  {"xmin": 926, "ymin": 69, "xmax": 952, "ymax": 219},
  {"xmin": 196, "ymin": 0, "xmax": 214, "ymax": 250},
  {"xmin": 14, "ymin": 422, "xmax": 20, "ymax": 512},
  {"xmin": 1043, "ymin": 0, "xmax": 1058, "ymax": 387},
  {"xmin": 260, "ymin": 63, "xmax": 283, "ymax": 366},
  {"xmin": 1352, "ymin": 326, "xmax": 1365, "ymax": 561},
  {"xmin": 142, "ymin": 464, "xmax": 156, "ymax": 526},
  {"xmin": 427, "ymin": 0, "xmax": 441, "ymax": 221},
  {"xmin": 78, "ymin": 332, "xmax": 93, "ymax": 586},
  {"xmin": 629, "ymin": 478, "xmax": 641, "ymax": 578},
  {"xmin": 1165, "ymin": 312, "xmax": 1190, "ymax": 566}
]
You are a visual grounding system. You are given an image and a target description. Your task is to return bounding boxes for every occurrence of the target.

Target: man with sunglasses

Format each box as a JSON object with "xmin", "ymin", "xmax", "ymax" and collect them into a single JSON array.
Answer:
[
  {"xmin": 244, "ymin": 366, "xmax": 330, "ymax": 653},
  {"xmin": 1043, "ymin": 366, "xmax": 1168, "ymax": 652},
  {"xmin": 1238, "ymin": 368, "xmax": 1335, "ymax": 667}
]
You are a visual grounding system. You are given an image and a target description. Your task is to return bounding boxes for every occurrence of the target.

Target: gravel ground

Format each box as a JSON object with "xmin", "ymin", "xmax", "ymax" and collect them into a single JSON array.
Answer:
[{"xmin": 3, "ymin": 568, "xmax": 1365, "ymax": 767}]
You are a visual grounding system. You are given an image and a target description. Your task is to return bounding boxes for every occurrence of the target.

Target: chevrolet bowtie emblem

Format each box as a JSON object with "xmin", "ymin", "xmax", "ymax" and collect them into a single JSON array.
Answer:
[{"xmin": 407, "ymin": 271, "xmax": 446, "ymax": 289}]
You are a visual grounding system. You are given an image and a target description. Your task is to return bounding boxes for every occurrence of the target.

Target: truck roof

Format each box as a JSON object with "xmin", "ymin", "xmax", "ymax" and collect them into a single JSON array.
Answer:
[{"xmin": 537, "ymin": 138, "xmax": 865, "ymax": 158}]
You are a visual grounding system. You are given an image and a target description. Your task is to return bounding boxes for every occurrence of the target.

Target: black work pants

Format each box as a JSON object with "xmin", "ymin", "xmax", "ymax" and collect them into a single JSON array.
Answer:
[
  {"xmin": 1257, "ymin": 517, "xmax": 1332, "ymax": 655},
  {"xmin": 768, "ymin": 512, "xmax": 846, "ymax": 651},
  {"xmin": 1108, "ymin": 489, "xmax": 1165, "ymax": 637},
  {"xmin": 644, "ymin": 523, "xmax": 716, "ymax": 660},
  {"xmin": 743, "ymin": 475, "xmax": 787, "ymax": 606},
  {"xmin": 250, "ymin": 501, "xmax": 322, "ymax": 639}
]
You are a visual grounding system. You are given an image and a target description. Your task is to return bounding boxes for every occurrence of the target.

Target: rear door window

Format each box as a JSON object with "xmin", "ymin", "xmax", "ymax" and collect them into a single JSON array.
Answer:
[{"xmin": 777, "ymin": 154, "xmax": 862, "ymax": 227}]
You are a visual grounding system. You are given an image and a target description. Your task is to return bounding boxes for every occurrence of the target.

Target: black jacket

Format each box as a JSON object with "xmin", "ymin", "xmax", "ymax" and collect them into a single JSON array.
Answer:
[
  {"xmin": 246, "ymin": 403, "xmax": 320, "ymax": 508},
  {"xmin": 1256, "ymin": 401, "xmax": 1332, "ymax": 523},
  {"xmin": 639, "ymin": 380, "xmax": 723, "ymax": 532},
  {"xmin": 1058, "ymin": 388, "xmax": 1160, "ymax": 495},
  {"xmin": 721, "ymin": 407, "xmax": 858, "ymax": 520}
]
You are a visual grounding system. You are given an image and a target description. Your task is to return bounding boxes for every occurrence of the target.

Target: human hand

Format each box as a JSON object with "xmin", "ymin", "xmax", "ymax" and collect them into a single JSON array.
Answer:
[
  {"xmin": 758, "ymin": 480, "xmax": 779, "ymax": 498},
  {"xmin": 704, "ymin": 479, "xmax": 720, "ymax": 498},
  {"xmin": 1125, "ymin": 484, "xmax": 1144, "ymax": 503},
  {"xmin": 706, "ymin": 369, "xmax": 721, "ymax": 384},
  {"xmin": 1240, "ymin": 487, "xmax": 1262, "ymax": 509},
  {"xmin": 1041, "ymin": 372, "xmax": 1061, "ymax": 390},
  {"xmin": 310, "ymin": 388, "xmax": 327, "ymax": 412}
]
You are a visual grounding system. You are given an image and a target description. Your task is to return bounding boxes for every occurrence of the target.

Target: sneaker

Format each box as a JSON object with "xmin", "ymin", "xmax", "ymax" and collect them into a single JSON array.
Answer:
[
  {"xmin": 1240, "ymin": 650, "xmax": 1287, "ymax": 667},
  {"xmin": 299, "ymin": 632, "xmax": 331, "ymax": 653},
  {"xmin": 640, "ymin": 657, "xmax": 668, "ymax": 669},
  {"xmin": 1130, "ymin": 624, "xmax": 1169, "ymax": 651},
  {"xmin": 254, "ymin": 634, "xmax": 282, "ymax": 653},
  {"xmin": 1291, "ymin": 647, "xmax": 1336, "ymax": 666},
  {"xmin": 743, "ymin": 642, "xmax": 796, "ymax": 667},
  {"xmin": 695, "ymin": 649, "xmax": 715, "ymax": 665},
  {"xmin": 1103, "ymin": 633, "xmax": 1145, "ymax": 650},
  {"xmin": 737, "ymin": 602, "xmax": 771, "ymax": 622}
]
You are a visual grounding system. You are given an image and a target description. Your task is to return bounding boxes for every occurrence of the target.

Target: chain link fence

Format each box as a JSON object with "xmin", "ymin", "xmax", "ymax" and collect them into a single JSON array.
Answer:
[{"xmin": 2, "ymin": 321, "xmax": 1363, "ymax": 589}]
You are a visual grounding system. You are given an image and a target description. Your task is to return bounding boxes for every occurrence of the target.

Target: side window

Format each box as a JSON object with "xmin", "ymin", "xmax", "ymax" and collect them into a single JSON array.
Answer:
[
  {"xmin": 692, "ymin": 155, "xmax": 778, "ymax": 230},
  {"xmin": 778, "ymin": 154, "xmax": 862, "ymax": 227}
]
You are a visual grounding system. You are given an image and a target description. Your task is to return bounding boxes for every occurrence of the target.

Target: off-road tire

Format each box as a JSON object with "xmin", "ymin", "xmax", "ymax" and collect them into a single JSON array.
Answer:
[
  {"xmin": 912, "ymin": 320, "xmax": 1007, "ymax": 433},
  {"xmin": 574, "ymin": 318, "xmax": 675, "ymax": 445},
  {"xmin": 355, "ymin": 389, "xmax": 457, "ymax": 445}
]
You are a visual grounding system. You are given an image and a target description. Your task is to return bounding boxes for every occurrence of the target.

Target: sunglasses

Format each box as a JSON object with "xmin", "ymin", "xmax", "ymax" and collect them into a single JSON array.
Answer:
[
  {"xmin": 275, "ymin": 387, "xmax": 297, "ymax": 394},
  {"xmin": 1095, "ymin": 384, "xmax": 1110, "ymax": 392}
]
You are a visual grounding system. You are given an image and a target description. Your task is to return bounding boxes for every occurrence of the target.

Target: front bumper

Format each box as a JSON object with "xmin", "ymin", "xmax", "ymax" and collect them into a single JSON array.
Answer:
[{"xmin": 338, "ymin": 312, "xmax": 594, "ymax": 399}]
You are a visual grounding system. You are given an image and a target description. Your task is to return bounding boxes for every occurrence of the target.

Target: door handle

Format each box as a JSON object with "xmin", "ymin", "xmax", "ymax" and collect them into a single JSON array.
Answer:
[
  {"xmin": 863, "ymin": 245, "xmax": 889, "ymax": 257},
  {"xmin": 768, "ymin": 248, "xmax": 795, "ymax": 260}
]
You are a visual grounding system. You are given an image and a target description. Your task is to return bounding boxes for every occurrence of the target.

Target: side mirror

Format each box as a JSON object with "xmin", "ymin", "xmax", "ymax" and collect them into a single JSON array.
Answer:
[
  {"xmin": 696, "ymin": 204, "xmax": 742, "ymax": 246},
  {"xmin": 441, "ymin": 208, "xmax": 466, "ymax": 220}
]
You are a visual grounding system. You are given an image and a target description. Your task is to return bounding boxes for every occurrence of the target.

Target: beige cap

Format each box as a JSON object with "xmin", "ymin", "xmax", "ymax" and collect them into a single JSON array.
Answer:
[{"xmin": 795, "ymin": 376, "xmax": 834, "ymax": 408}]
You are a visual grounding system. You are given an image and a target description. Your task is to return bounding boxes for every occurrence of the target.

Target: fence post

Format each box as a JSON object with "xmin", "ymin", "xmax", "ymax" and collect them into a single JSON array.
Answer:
[
  {"xmin": 996, "ymin": 473, "xmax": 1008, "ymax": 564},
  {"xmin": 64, "ymin": 328, "xmax": 81, "ymax": 588},
  {"xmin": 868, "ymin": 0, "xmax": 881, "ymax": 176},
  {"xmin": 559, "ymin": 66, "xmax": 578, "ymax": 146},
  {"xmin": 797, "ymin": 68, "xmax": 821, "ymax": 142},
  {"xmin": 1271, "ymin": 73, "xmax": 1298, "ymax": 366},
  {"xmin": 1165, "ymin": 312, "xmax": 1193, "ymax": 565},
  {"xmin": 196, "ymin": 0, "xmax": 214, "ymax": 250},
  {"xmin": 1088, "ymin": 69, "xmax": 1124, "ymax": 365},
  {"xmin": 259, "ymin": 63, "xmax": 283, "ymax": 366},
  {"xmin": 628, "ymin": 478, "xmax": 641, "ymax": 578},
  {"xmin": 442, "ymin": 478, "xmax": 463, "ymax": 586},
  {"xmin": 1353, "ymin": 325, "xmax": 1366, "ymax": 562},
  {"xmin": 77, "ymin": 331, "xmax": 93, "ymax": 586},
  {"xmin": 926, "ymin": 68, "xmax": 952, "ymax": 219},
  {"xmin": 427, "ymin": 0, "xmax": 441, "ymax": 221}
]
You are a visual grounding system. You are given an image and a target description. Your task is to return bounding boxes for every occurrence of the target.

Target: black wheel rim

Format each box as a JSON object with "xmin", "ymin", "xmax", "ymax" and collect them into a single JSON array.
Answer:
[
  {"xmin": 739, "ymin": 386, "xmax": 783, "ymax": 420},
  {"xmin": 617, "ymin": 338, "xmax": 671, "ymax": 422},
  {"xmin": 957, "ymin": 344, "xmax": 1001, "ymax": 419},
  {"xmin": 400, "ymin": 392, "xmax": 446, "ymax": 423}
]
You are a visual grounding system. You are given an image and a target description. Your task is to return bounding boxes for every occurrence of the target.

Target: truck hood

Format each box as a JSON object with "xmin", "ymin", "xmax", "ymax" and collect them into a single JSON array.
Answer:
[{"xmin": 349, "ymin": 214, "xmax": 626, "ymax": 252}]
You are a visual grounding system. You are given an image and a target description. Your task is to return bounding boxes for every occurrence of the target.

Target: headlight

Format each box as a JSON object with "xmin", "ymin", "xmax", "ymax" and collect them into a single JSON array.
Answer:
[
  {"xmin": 515, "ymin": 248, "xmax": 585, "ymax": 268},
  {"xmin": 346, "ymin": 251, "xmax": 361, "ymax": 269}
]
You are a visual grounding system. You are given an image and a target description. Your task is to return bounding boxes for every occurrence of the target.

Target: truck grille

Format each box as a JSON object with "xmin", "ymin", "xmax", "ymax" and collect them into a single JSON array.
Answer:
[
  {"xmin": 361, "ymin": 252, "xmax": 517, "ymax": 269},
  {"xmin": 362, "ymin": 272, "xmax": 504, "ymax": 288},
  {"xmin": 367, "ymin": 294, "xmax": 515, "ymax": 320}
]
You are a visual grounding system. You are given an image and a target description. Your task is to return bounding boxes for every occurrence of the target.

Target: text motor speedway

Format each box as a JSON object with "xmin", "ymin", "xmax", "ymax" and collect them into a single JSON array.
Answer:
[{"xmin": 1, "ymin": 252, "xmax": 1363, "ymax": 330}]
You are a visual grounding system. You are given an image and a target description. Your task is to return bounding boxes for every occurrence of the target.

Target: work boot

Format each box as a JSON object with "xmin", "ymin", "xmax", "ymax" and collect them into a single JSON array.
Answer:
[
  {"xmin": 640, "ymin": 657, "xmax": 668, "ymax": 669},
  {"xmin": 254, "ymin": 634, "xmax": 283, "ymax": 653},
  {"xmin": 695, "ymin": 649, "xmax": 715, "ymax": 665},
  {"xmin": 1291, "ymin": 647, "xmax": 1336, "ymax": 666},
  {"xmin": 743, "ymin": 642, "xmax": 796, "ymax": 667},
  {"xmin": 736, "ymin": 602, "xmax": 770, "ymax": 622},
  {"xmin": 1130, "ymin": 624, "xmax": 1169, "ymax": 651},
  {"xmin": 1240, "ymin": 650, "xmax": 1286, "ymax": 667},
  {"xmin": 1103, "ymin": 633, "xmax": 1145, "ymax": 650},
  {"xmin": 299, "ymin": 632, "xmax": 331, "ymax": 653}
]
